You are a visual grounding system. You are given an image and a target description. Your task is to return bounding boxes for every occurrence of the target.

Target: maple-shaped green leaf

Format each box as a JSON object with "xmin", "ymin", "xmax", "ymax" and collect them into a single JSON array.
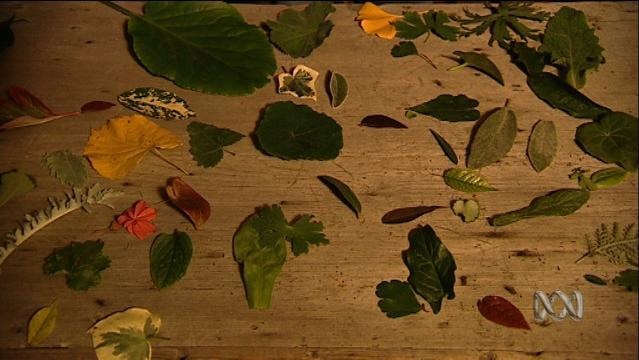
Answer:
[
  {"xmin": 467, "ymin": 105, "xmax": 517, "ymax": 169},
  {"xmin": 90, "ymin": 308, "xmax": 161, "ymax": 360},
  {"xmin": 277, "ymin": 65, "xmax": 319, "ymax": 100},
  {"xmin": 403, "ymin": 225, "xmax": 457, "ymax": 314},
  {"xmin": 540, "ymin": 7, "xmax": 604, "ymax": 89},
  {"xmin": 42, "ymin": 150, "xmax": 88, "ymax": 188},
  {"xmin": 266, "ymin": 2, "xmax": 335, "ymax": 58},
  {"xmin": 395, "ymin": 11, "xmax": 428, "ymax": 40},
  {"xmin": 443, "ymin": 168, "xmax": 497, "ymax": 193},
  {"xmin": 424, "ymin": 10, "xmax": 459, "ymax": 41},
  {"xmin": 318, "ymin": 175, "xmax": 361, "ymax": 218},
  {"xmin": 285, "ymin": 215, "xmax": 329, "ymax": 256},
  {"xmin": 408, "ymin": 94, "xmax": 480, "ymax": 122},
  {"xmin": 613, "ymin": 269, "xmax": 638, "ymax": 292},
  {"xmin": 575, "ymin": 112, "xmax": 638, "ymax": 172},
  {"xmin": 376, "ymin": 280, "xmax": 422, "ymax": 318},
  {"xmin": 395, "ymin": 11, "xmax": 458, "ymax": 41},
  {"xmin": 256, "ymin": 101, "xmax": 343, "ymax": 161},
  {"xmin": 43, "ymin": 240, "xmax": 111, "ymax": 291},
  {"xmin": 0, "ymin": 169, "xmax": 35, "ymax": 208},
  {"xmin": 187, "ymin": 121, "xmax": 244, "ymax": 168},
  {"xmin": 118, "ymin": 88, "xmax": 195, "ymax": 120},
  {"xmin": 450, "ymin": 51, "xmax": 504, "ymax": 85},
  {"xmin": 104, "ymin": 1, "xmax": 276, "ymax": 95},
  {"xmin": 490, "ymin": 189, "xmax": 589, "ymax": 226}
]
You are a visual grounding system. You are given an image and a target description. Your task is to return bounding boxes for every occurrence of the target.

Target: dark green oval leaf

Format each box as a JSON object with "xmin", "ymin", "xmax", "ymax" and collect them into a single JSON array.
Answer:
[
  {"xmin": 576, "ymin": 112, "xmax": 638, "ymax": 171},
  {"xmin": 381, "ymin": 206, "xmax": 443, "ymax": 224},
  {"xmin": 527, "ymin": 120, "xmax": 557, "ymax": 172},
  {"xmin": 408, "ymin": 94, "xmax": 480, "ymax": 122},
  {"xmin": 430, "ymin": 129, "xmax": 458, "ymax": 164},
  {"xmin": 391, "ymin": 41, "xmax": 418, "ymax": 57},
  {"xmin": 452, "ymin": 51, "xmax": 504, "ymax": 85},
  {"xmin": 490, "ymin": 188, "xmax": 589, "ymax": 226},
  {"xmin": 150, "ymin": 230, "xmax": 193, "ymax": 290},
  {"xmin": 467, "ymin": 106, "xmax": 517, "ymax": 169},
  {"xmin": 318, "ymin": 175, "xmax": 361, "ymax": 218},
  {"xmin": 329, "ymin": 72, "xmax": 348, "ymax": 108},
  {"xmin": 187, "ymin": 121, "xmax": 244, "ymax": 168},
  {"xmin": 118, "ymin": 88, "xmax": 195, "ymax": 120},
  {"xmin": 509, "ymin": 42, "xmax": 545, "ymax": 75},
  {"xmin": 376, "ymin": 280, "xmax": 422, "ymax": 318},
  {"xmin": 443, "ymin": 168, "xmax": 496, "ymax": 193},
  {"xmin": 360, "ymin": 115, "xmax": 407, "ymax": 129},
  {"xmin": 584, "ymin": 274, "xmax": 607, "ymax": 286}
]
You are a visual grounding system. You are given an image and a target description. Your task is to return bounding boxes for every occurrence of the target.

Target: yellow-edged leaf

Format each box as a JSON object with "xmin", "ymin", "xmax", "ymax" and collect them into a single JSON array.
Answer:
[
  {"xmin": 356, "ymin": 2, "xmax": 401, "ymax": 39},
  {"xmin": 84, "ymin": 114, "xmax": 182, "ymax": 179},
  {"xmin": 27, "ymin": 300, "xmax": 58, "ymax": 345}
]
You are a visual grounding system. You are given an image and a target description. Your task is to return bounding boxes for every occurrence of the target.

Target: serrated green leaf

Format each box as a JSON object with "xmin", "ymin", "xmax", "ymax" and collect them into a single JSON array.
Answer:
[
  {"xmin": 584, "ymin": 274, "xmax": 607, "ymax": 286},
  {"xmin": 27, "ymin": 300, "xmax": 58, "ymax": 345},
  {"xmin": 90, "ymin": 307, "xmax": 161, "ymax": 360},
  {"xmin": 403, "ymin": 225, "xmax": 456, "ymax": 314},
  {"xmin": 318, "ymin": 175, "xmax": 361, "ymax": 218},
  {"xmin": 467, "ymin": 106, "xmax": 517, "ymax": 169},
  {"xmin": 424, "ymin": 11, "xmax": 459, "ymax": 41},
  {"xmin": 43, "ymin": 240, "xmax": 111, "ymax": 291},
  {"xmin": 266, "ymin": 2, "xmax": 335, "ymax": 58},
  {"xmin": 490, "ymin": 189, "xmax": 589, "ymax": 226},
  {"xmin": 430, "ymin": 129, "xmax": 458, "ymax": 164},
  {"xmin": 285, "ymin": 214, "xmax": 328, "ymax": 256},
  {"xmin": 590, "ymin": 167, "xmax": 628, "ymax": 189},
  {"xmin": 122, "ymin": 1, "xmax": 276, "ymax": 95},
  {"xmin": 0, "ymin": 169, "xmax": 36, "ymax": 208},
  {"xmin": 329, "ymin": 72, "xmax": 348, "ymax": 108},
  {"xmin": 256, "ymin": 101, "xmax": 343, "ymax": 161},
  {"xmin": 527, "ymin": 120, "xmax": 557, "ymax": 172},
  {"xmin": 613, "ymin": 269, "xmax": 638, "ymax": 292},
  {"xmin": 376, "ymin": 280, "xmax": 422, "ymax": 318},
  {"xmin": 395, "ymin": 11, "xmax": 428, "ymax": 40},
  {"xmin": 277, "ymin": 65, "xmax": 319, "ymax": 100},
  {"xmin": 451, "ymin": 199, "xmax": 480, "ymax": 223},
  {"xmin": 150, "ymin": 230, "xmax": 193, "ymax": 290},
  {"xmin": 540, "ymin": 7, "xmax": 604, "ymax": 89},
  {"xmin": 451, "ymin": 51, "xmax": 504, "ymax": 85},
  {"xmin": 443, "ymin": 168, "xmax": 496, "ymax": 193},
  {"xmin": 509, "ymin": 42, "xmax": 545, "ymax": 75},
  {"xmin": 187, "ymin": 121, "xmax": 244, "ymax": 168},
  {"xmin": 391, "ymin": 41, "xmax": 418, "ymax": 58},
  {"xmin": 408, "ymin": 94, "xmax": 480, "ymax": 122},
  {"xmin": 118, "ymin": 88, "xmax": 195, "ymax": 120},
  {"xmin": 42, "ymin": 150, "xmax": 88, "ymax": 187},
  {"xmin": 576, "ymin": 112, "xmax": 638, "ymax": 171}
]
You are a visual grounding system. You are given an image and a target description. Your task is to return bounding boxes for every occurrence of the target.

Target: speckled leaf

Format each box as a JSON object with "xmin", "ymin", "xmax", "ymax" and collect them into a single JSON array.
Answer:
[
  {"xmin": 452, "ymin": 51, "xmax": 504, "ymax": 85},
  {"xmin": 118, "ymin": 88, "xmax": 195, "ymax": 120},
  {"xmin": 329, "ymin": 72, "xmax": 348, "ymax": 108},
  {"xmin": 42, "ymin": 150, "xmax": 88, "ymax": 187},
  {"xmin": 430, "ymin": 129, "xmax": 458, "ymax": 164},
  {"xmin": 443, "ymin": 168, "xmax": 496, "ymax": 193},
  {"xmin": 467, "ymin": 106, "xmax": 517, "ymax": 169},
  {"xmin": 318, "ymin": 175, "xmax": 361, "ymax": 218},
  {"xmin": 408, "ymin": 94, "xmax": 480, "ymax": 122},
  {"xmin": 527, "ymin": 120, "xmax": 557, "ymax": 172}
]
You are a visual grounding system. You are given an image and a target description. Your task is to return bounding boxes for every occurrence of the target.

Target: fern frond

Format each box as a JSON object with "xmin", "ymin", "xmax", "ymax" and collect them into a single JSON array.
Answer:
[
  {"xmin": 0, "ymin": 184, "xmax": 123, "ymax": 270},
  {"xmin": 576, "ymin": 222, "xmax": 638, "ymax": 265}
]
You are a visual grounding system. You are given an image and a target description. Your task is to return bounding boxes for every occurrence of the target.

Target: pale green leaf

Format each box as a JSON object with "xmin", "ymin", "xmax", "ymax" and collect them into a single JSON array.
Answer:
[
  {"xmin": 590, "ymin": 167, "xmax": 627, "ymax": 189},
  {"xmin": 27, "ymin": 300, "xmax": 58, "ymax": 345},
  {"xmin": 0, "ymin": 169, "xmax": 35, "ymax": 207},
  {"xmin": 42, "ymin": 150, "xmax": 88, "ymax": 187},
  {"xmin": 150, "ymin": 230, "xmax": 193, "ymax": 290},
  {"xmin": 443, "ymin": 168, "xmax": 496, "ymax": 193},
  {"xmin": 329, "ymin": 72, "xmax": 348, "ymax": 108},
  {"xmin": 527, "ymin": 120, "xmax": 557, "ymax": 172},
  {"xmin": 90, "ymin": 308, "xmax": 161, "ymax": 360},
  {"xmin": 187, "ymin": 121, "xmax": 244, "ymax": 168},
  {"xmin": 451, "ymin": 199, "xmax": 480, "ymax": 223},
  {"xmin": 277, "ymin": 65, "xmax": 319, "ymax": 100},
  {"xmin": 118, "ymin": 88, "xmax": 195, "ymax": 120},
  {"xmin": 467, "ymin": 106, "xmax": 517, "ymax": 169}
]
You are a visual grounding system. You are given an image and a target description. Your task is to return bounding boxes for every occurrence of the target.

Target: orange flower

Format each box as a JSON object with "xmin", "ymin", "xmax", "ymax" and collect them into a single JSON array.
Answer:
[
  {"xmin": 115, "ymin": 200, "xmax": 157, "ymax": 240},
  {"xmin": 356, "ymin": 2, "xmax": 402, "ymax": 39}
]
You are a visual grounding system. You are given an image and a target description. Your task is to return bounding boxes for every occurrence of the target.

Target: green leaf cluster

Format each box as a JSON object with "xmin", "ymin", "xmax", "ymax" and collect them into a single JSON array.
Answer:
[
  {"xmin": 395, "ymin": 10, "xmax": 459, "ymax": 41},
  {"xmin": 43, "ymin": 240, "xmax": 111, "ymax": 291}
]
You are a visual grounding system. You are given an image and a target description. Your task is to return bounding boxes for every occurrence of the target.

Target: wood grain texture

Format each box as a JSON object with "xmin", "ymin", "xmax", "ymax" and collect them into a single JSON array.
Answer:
[{"xmin": 0, "ymin": 2, "xmax": 637, "ymax": 359}]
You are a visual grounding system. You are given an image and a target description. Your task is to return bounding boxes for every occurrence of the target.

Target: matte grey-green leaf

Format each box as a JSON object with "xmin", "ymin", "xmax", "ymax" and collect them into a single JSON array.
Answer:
[
  {"xmin": 490, "ymin": 188, "xmax": 589, "ymax": 226},
  {"xmin": 118, "ymin": 88, "xmax": 195, "ymax": 120},
  {"xmin": 527, "ymin": 120, "xmax": 557, "ymax": 172},
  {"xmin": 329, "ymin": 72, "xmax": 348, "ymax": 108},
  {"xmin": 187, "ymin": 121, "xmax": 244, "ymax": 168},
  {"xmin": 318, "ymin": 175, "xmax": 361, "ymax": 218},
  {"xmin": 443, "ymin": 168, "xmax": 496, "ymax": 193},
  {"xmin": 467, "ymin": 106, "xmax": 517, "ymax": 169},
  {"xmin": 430, "ymin": 129, "xmax": 458, "ymax": 164},
  {"xmin": 150, "ymin": 230, "xmax": 193, "ymax": 290},
  {"xmin": 451, "ymin": 51, "xmax": 504, "ymax": 85},
  {"xmin": 376, "ymin": 280, "xmax": 422, "ymax": 318},
  {"xmin": 408, "ymin": 94, "xmax": 480, "ymax": 122},
  {"xmin": 42, "ymin": 150, "xmax": 88, "ymax": 188}
]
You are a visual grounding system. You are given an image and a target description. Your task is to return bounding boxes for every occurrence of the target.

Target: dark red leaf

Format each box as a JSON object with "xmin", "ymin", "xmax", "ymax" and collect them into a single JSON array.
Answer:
[
  {"xmin": 381, "ymin": 206, "xmax": 443, "ymax": 224},
  {"xmin": 360, "ymin": 115, "xmax": 408, "ymax": 129},
  {"xmin": 81, "ymin": 101, "xmax": 116, "ymax": 113},
  {"xmin": 8, "ymin": 86, "xmax": 55, "ymax": 116},
  {"xmin": 477, "ymin": 295, "xmax": 530, "ymax": 330}
]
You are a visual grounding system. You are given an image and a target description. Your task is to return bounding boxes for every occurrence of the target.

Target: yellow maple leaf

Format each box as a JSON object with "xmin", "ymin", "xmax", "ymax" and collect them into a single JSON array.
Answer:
[
  {"xmin": 356, "ymin": 2, "xmax": 402, "ymax": 39},
  {"xmin": 84, "ymin": 114, "xmax": 182, "ymax": 180}
]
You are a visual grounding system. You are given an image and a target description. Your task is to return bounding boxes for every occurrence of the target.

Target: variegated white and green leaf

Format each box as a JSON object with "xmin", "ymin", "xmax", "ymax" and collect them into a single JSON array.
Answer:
[
  {"xmin": 443, "ymin": 168, "xmax": 497, "ymax": 193},
  {"xmin": 277, "ymin": 65, "xmax": 319, "ymax": 100},
  {"xmin": 118, "ymin": 88, "xmax": 195, "ymax": 120}
]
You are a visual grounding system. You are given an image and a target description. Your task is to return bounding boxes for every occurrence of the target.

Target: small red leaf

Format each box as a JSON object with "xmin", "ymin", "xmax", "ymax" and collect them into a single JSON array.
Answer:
[
  {"xmin": 166, "ymin": 177, "xmax": 210, "ymax": 229},
  {"xmin": 81, "ymin": 101, "xmax": 116, "ymax": 113},
  {"xmin": 8, "ymin": 86, "xmax": 55, "ymax": 116},
  {"xmin": 477, "ymin": 295, "xmax": 530, "ymax": 330}
]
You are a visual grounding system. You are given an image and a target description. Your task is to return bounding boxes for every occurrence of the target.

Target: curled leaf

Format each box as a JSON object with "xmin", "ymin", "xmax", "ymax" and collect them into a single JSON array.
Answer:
[
  {"xmin": 451, "ymin": 199, "xmax": 480, "ymax": 223},
  {"xmin": 477, "ymin": 295, "xmax": 530, "ymax": 330},
  {"xmin": 359, "ymin": 115, "xmax": 407, "ymax": 129},
  {"xmin": 115, "ymin": 200, "xmax": 157, "ymax": 240},
  {"xmin": 118, "ymin": 87, "xmax": 195, "ymax": 120},
  {"xmin": 381, "ymin": 206, "xmax": 443, "ymax": 224},
  {"xmin": 27, "ymin": 300, "xmax": 58, "ymax": 345},
  {"xmin": 166, "ymin": 177, "xmax": 211, "ymax": 229},
  {"xmin": 450, "ymin": 51, "xmax": 504, "ymax": 85},
  {"xmin": 443, "ymin": 168, "xmax": 496, "ymax": 193},
  {"xmin": 318, "ymin": 175, "xmax": 361, "ymax": 218},
  {"xmin": 277, "ymin": 65, "xmax": 319, "ymax": 100},
  {"xmin": 356, "ymin": 2, "xmax": 401, "ymax": 39},
  {"xmin": 329, "ymin": 71, "xmax": 348, "ymax": 108}
]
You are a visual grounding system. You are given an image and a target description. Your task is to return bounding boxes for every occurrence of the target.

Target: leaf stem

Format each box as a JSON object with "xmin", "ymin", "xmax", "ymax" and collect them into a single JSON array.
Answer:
[
  {"xmin": 447, "ymin": 63, "xmax": 468, "ymax": 71},
  {"xmin": 223, "ymin": 149, "xmax": 236, "ymax": 156},
  {"xmin": 151, "ymin": 149, "xmax": 192, "ymax": 176},
  {"xmin": 418, "ymin": 53, "xmax": 438, "ymax": 69},
  {"xmin": 100, "ymin": 1, "xmax": 138, "ymax": 18}
]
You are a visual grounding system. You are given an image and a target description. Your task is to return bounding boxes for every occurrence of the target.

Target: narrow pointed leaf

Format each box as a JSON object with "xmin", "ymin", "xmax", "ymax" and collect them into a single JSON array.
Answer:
[
  {"xmin": 430, "ymin": 129, "xmax": 458, "ymax": 164},
  {"xmin": 329, "ymin": 72, "xmax": 348, "ymax": 108},
  {"xmin": 118, "ymin": 87, "xmax": 195, "ymax": 120},
  {"xmin": 527, "ymin": 120, "xmax": 557, "ymax": 172},
  {"xmin": 318, "ymin": 175, "xmax": 361, "ymax": 218},
  {"xmin": 584, "ymin": 274, "xmax": 606, "ymax": 285},
  {"xmin": 490, "ymin": 189, "xmax": 589, "ymax": 226},
  {"xmin": 150, "ymin": 230, "xmax": 193, "ymax": 289},
  {"xmin": 467, "ymin": 106, "xmax": 517, "ymax": 169},
  {"xmin": 359, "ymin": 115, "xmax": 407, "ymax": 129},
  {"xmin": 27, "ymin": 300, "xmax": 58, "ymax": 345},
  {"xmin": 443, "ymin": 168, "xmax": 496, "ymax": 193},
  {"xmin": 477, "ymin": 296, "xmax": 530, "ymax": 330},
  {"xmin": 376, "ymin": 280, "xmax": 422, "ymax": 318},
  {"xmin": 452, "ymin": 51, "xmax": 504, "ymax": 85},
  {"xmin": 381, "ymin": 206, "xmax": 443, "ymax": 224},
  {"xmin": 408, "ymin": 94, "xmax": 480, "ymax": 122}
]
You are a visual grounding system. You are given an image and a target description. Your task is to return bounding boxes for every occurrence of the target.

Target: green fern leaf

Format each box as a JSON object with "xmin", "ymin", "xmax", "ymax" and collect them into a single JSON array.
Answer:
[{"xmin": 576, "ymin": 222, "xmax": 638, "ymax": 265}]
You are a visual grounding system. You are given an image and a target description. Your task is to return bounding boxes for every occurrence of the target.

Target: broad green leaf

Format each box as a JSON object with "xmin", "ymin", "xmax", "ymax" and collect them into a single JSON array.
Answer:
[
  {"xmin": 576, "ymin": 112, "xmax": 638, "ymax": 171},
  {"xmin": 187, "ymin": 121, "xmax": 244, "ymax": 168},
  {"xmin": 27, "ymin": 300, "xmax": 58, "ymax": 345},
  {"xmin": 430, "ymin": 129, "xmax": 458, "ymax": 164},
  {"xmin": 584, "ymin": 274, "xmax": 607, "ymax": 286},
  {"xmin": 318, "ymin": 175, "xmax": 361, "ymax": 218},
  {"xmin": 150, "ymin": 230, "xmax": 193, "ymax": 290},
  {"xmin": 451, "ymin": 51, "xmax": 504, "ymax": 85},
  {"xmin": 256, "ymin": 101, "xmax": 343, "ymax": 161},
  {"xmin": 329, "ymin": 72, "xmax": 348, "ymax": 108},
  {"xmin": 395, "ymin": 12, "xmax": 428, "ymax": 40},
  {"xmin": 42, "ymin": 150, "xmax": 88, "ymax": 187},
  {"xmin": 613, "ymin": 269, "xmax": 638, "ymax": 292},
  {"xmin": 266, "ymin": 2, "xmax": 335, "ymax": 58},
  {"xmin": 381, "ymin": 206, "xmax": 443, "ymax": 224},
  {"xmin": 277, "ymin": 65, "xmax": 319, "ymax": 100},
  {"xmin": 509, "ymin": 42, "xmax": 545, "ymax": 75},
  {"xmin": 527, "ymin": 72, "xmax": 610, "ymax": 119},
  {"xmin": 118, "ymin": 88, "xmax": 195, "ymax": 120},
  {"xmin": 451, "ymin": 199, "xmax": 480, "ymax": 223},
  {"xmin": 490, "ymin": 189, "xmax": 589, "ymax": 226},
  {"xmin": 443, "ymin": 168, "xmax": 496, "ymax": 193},
  {"xmin": 403, "ymin": 225, "xmax": 456, "ymax": 314},
  {"xmin": 540, "ymin": 7, "xmax": 604, "ymax": 89},
  {"xmin": 424, "ymin": 11, "xmax": 459, "ymax": 41},
  {"xmin": 375, "ymin": 280, "xmax": 422, "ymax": 318},
  {"xmin": 590, "ymin": 167, "xmax": 628, "ymax": 189},
  {"xmin": 360, "ymin": 115, "xmax": 407, "ymax": 129},
  {"xmin": 43, "ymin": 240, "xmax": 111, "ymax": 291},
  {"xmin": 0, "ymin": 169, "xmax": 36, "ymax": 207},
  {"xmin": 467, "ymin": 106, "xmax": 517, "ymax": 169},
  {"xmin": 121, "ymin": 1, "xmax": 276, "ymax": 95},
  {"xmin": 408, "ymin": 94, "xmax": 480, "ymax": 122},
  {"xmin": 90, "ymin": 307, "xmax": 161, "ymax": 360},
  {"xmin": 391, "ymin": 41, "xmax": 418, "ymax": 57},
  {"xmin": 527, "ymin": 120, "xmax": 557, "ymax": 172}
]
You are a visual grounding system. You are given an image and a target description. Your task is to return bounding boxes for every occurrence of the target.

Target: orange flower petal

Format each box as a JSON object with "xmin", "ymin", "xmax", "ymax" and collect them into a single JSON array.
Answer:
[{"xmin": 361, "ymin": 19, "xmax": 397, "ymax": 39}]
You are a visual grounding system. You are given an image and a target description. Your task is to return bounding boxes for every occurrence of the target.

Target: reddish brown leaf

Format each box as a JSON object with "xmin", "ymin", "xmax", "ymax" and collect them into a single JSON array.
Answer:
[
  {"xmin": 477, "ymin": 295, "xmax": 530, "ymax": 330},
  {"xmin": 381, "ymin": 205, "xmax": 443, "ymax": 224},
  {"xmin": 359, "ymin": 115, "xmax": 407, "ymax": 129},
  {"xmin": 8, "ymin": 86, "xmax": 55, "ymax": 117},
  {"xmin": 81, "ymin": 101, "xmax": 116, "ymax": 113},
  {"xmin": 166, "ymin": 177, "xmax": 210, "ymax": 229}
]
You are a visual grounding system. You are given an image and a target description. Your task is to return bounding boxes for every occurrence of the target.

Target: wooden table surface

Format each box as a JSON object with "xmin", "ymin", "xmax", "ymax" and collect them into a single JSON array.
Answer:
[{"xmin": 0, "ymin": 2, "xmax": 637, "ymax": 359}]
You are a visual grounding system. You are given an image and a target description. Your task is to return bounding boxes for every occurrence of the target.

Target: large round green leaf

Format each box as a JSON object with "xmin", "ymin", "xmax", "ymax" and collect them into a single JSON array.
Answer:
[{"xmin": 127, "ymin": 2, "xmax": 276, "ymax": 96}]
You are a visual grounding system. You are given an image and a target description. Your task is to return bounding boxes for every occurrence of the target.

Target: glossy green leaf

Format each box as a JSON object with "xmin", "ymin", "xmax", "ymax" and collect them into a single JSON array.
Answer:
[
  {"xmin": 118, "ymin": 88, "xmax": 195, "ymax": 120},
  {"xmin": 376, "ymin": 280, "xmax": 422, "ymax": 318},
  {"xmin": 329, "ymin": 72, "xmax": 348, "ymax": 108},
  {"xmin": 490, "ymin": 189, "xmax": 589, "ymax": 226},
  {"xmin": 0, "ymin": 169, "xmax": 36, "ymax": 208},
  {"xmin": 527, "ymin": 120, "xmax": 557, "ymax": 172},
  {"xmin": 403, "ymin": 225, "xmax": 456, "ymax": 314},
  {"xmin": 318, "ymin": 175, "xmax": 361, "ymax": 218},
  {"xmin": 408, "ymin": 94, "xmax": 480, "ymax": 122},
  {"xmin": 187, "ymin": 121, "xmax": 244, "ymax": 168},
  {"xmin": 576, "ymin": 112, "xmax": 638, "ymax": 171},
  {"xmin": 266, "ymin": 2, "xmax": 335, "ymax": 58},
  {"xmin": 443, "ymin": 168, "xmax": 496, "ymax": 193},
  {"xmin": 613, "ymin": 269, "xmax": 638, "ymax": 292},
  {"xmin": 381, "ymin": 206, "xmax": 443, "ymax": 224},
  {"xmin": 584, "ymin": 274, "xmax": 606, "ymax": 286},
  {"xmin": 391, "ymin": 41, "xmax": 418, "ymax": 57},
  {"xmin": 256, "ymin": 101, "xmax": 343, "ymax": 160},
  {"xmin": 43, "ymin": 240, "xmax": 111, "ymax": 291},
  {"xmin": 467, "ymin": 106, "xmax": 517, "ymax": 169},
  {"xmin": 451, "ymin": 51, "xmax": 504, "ymax": 85},
  {"xmin": 590, "ymin": 167, "xmax": 628, "ymax": 189},
  {"xmin": 430, "ymin": 129, "xmax": 458, "ymax": 164},
  {"xmin": 42, "ymin": 150, "xmax": 88, "ymax": 187},
  {"xmin": 150, "ymin": 230, "xmax": 193, "ymax": 290}
]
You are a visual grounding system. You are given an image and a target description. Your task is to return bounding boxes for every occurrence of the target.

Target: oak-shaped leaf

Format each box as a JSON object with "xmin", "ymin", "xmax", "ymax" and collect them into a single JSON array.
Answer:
[
  {"xmin": 187, "ymin": 121, "xmax": 244, "ymax": 168},
  {"xmin": 527, "ymin": 120, "xmax": 557, "ymax": 173},
  {"xmin": 118, "ymin": 88, "xmax": 195, "ymax": 120},
  {"xmin": 443, "ymin": 168, "xmax": 496, "ymax": 193},
  {"xmin": 381, "ymin": 206, "xmax": 443, "ymax": 224},
  {"xmin": 0, "ymin": 169, "xmax": 36, "ymax": 208},
  {"xmin": 43, "ymin": 240, "xmax": 111, "ymax": 291},
  {"xmin": 376, "ymin": 280, "xmax": 422, "ymax": 318},
  {"xmin": 277, "ymin": 65, "xmax": 319, "ymax": 100},
  {"xmin": 477, "ymin": 295, "xmax": 530, "ymax": 330},
  {"xmin": 150, "ymin": 230, "xmax": 193, "ymax": 290},
  {"xmin": 318, "ymin": 175, "xmax": 361, "ymax": 218},
  {"xmin": 359, "ymin": 115, "xmax": 407, "ymax": 129},
  {"xmin": 450, "ymin": 51, "xmax": 504, "ymax": 85},
  {"xmin": 166, "ymin": 177, "xmax": 211, "ymax": 229},
  {"xmin": 42, "ymin": 150, "xmax": 88, "ymax": 188},
  {"xmin": 27, "ymin": 300, "xmax": 58, "ymax": 346},
  {"xmin": 490, "ymin": 189, "xmax": 589, "ymax": 226},
  {"xmin": 408, "ymin": 94, "xmax": 480, "ymax": 122},
  {"xmin": 467, "ymin": 105, "xmax": 517, "ymax": 169}
]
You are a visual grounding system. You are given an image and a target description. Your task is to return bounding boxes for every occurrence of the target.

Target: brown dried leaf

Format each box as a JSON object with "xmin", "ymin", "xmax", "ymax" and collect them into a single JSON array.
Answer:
[
  {"xmin": 166, "ymin": 177, "xmax": 210, "ymax": 229},
  {"xmin": 477, "ymin": 295, "xmax": 530, "ymax": 330},
  {"xmin": 381, "ymin": 205, "xmax": 443, "ymax": 224},
  {"xmin": 81, "ymin": 101, "xmax": 116, "ymax": 113}
]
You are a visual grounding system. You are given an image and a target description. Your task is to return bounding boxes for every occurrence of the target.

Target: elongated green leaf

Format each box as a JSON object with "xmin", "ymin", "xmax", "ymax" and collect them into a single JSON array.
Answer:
[
  {"xmin": 381, "ymin": 206, "xmax": 443, "ymax": 224},
  {"xmin": 318, "ymin": 175, "xmax": 361, "ymax": 218},
  {"xmin": 403, "ymin": 225, "xmax": 456, "ymax": 314},
  {"xmin": 150, "ymin": 230, "xmax": 193, "ymax": 290},
  {"xmin": 443, "ymin": 168, "xmax": 496, "ymax": 193},
  {"xmin": 0, "ymin": 169, "xmax": 35, "ymax": 207},
  {"xmin": 451, "ymin": 51, "xmax": 504, "ymax": 85},
  {"xmin": 329, "ymin": 72, "xmax": 348, "ymax": 108},
  {"xmin": 576, "ymin": 112, "xmax": 638, "ymax": 171},
  {"xmin": 490, "ymin": 189, "xmax": 589, "ymax": 226},
  {"xmin": 527, "ymin": 72, "xmax": 610, "ymax": 119},
  {"xmin": 527, "ymin": 120, "xmax": 557, "ymax": 172},
  {"xmin": 430, "ymin": 129, "xmax": 458, "ymax": 164},
  {"xmin": 376, "ymin": 280, "xmax": 422, "ymax": 318},
  {"xmin": 118, "ymin": 88, "xmax": 195, "ymax": 120},
  {"xmin": 27, "ymin": 300, "xmax": 58, "ymax": 345},
  {"xmin": 256, "ymin": 101, "xmax": 343, "ymax": 160},
  {"xmin": 584, "ymin": 274, "xmax": 606, "ymax": 286},
  {"xmin": 360, "ymin": 115, "xmax": 407, "ymax": 129},
  {"xmin": 590, "ymin": 167, "xmax": 627, "ymax": 189},
  {"xmin": 187, "ymin": 121, "xmax": 244, "ymax": 168},
  {"xmin": 43, "ymin": 240, "xmax": 111, "ymax": 291},
  {"xmin": 467, "ymin": 106, "xmax": 517, "ymax": 169},
  {"xmin": 408, "ymin": 94, "xmax": 480, "ymax": 122},
  {"xmin": 42, "ymin": 150, "xmax": 88, "ymax": 187},
  {"xmin": 121, "ymin": 1, "xmax": 276, "ymax": 95},
  {"xmin": 391, "ymin": 41, "xmax": 418, "ymax": 57}
]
